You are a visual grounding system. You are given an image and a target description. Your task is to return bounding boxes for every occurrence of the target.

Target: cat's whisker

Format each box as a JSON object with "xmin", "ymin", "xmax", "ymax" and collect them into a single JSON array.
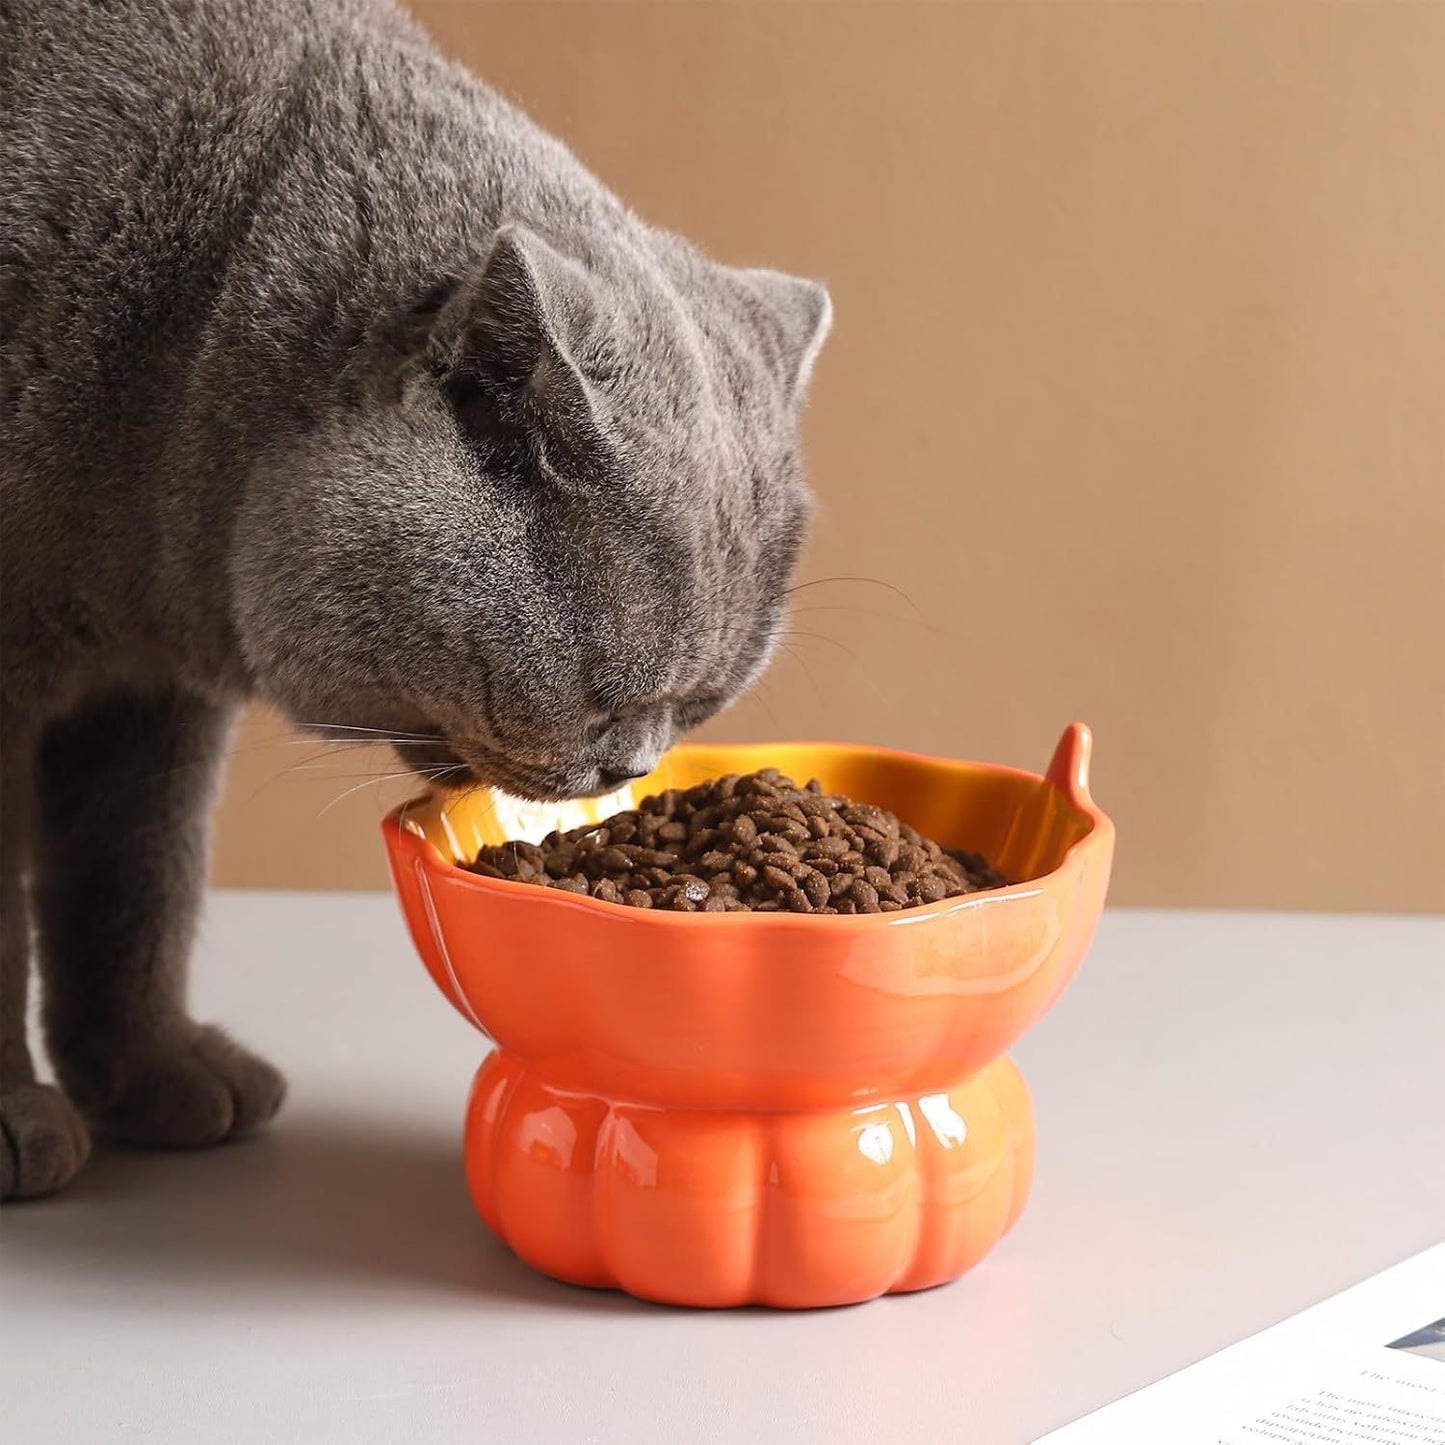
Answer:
[
  {"xmin": 290, "ymin": 738, "xmax": 389, "ymax": 755},
  {"xmin": 123, "ymin": 732, "xmax": 382, "ymax": 787},
  {"xmin": 292, "ymin": 766, "xmax": 434, "ymax": 780},
  {"xmin": 780, "ymin": 627, "xmax": 869, "ymax": 667},
  {"xmin": 778, "ymin": 627, "xmax": 893, "ymax": 715},
  {"xmin": 783, "ymin": 575, "xmax": 922, "ymax": 615},
  {"xmin": 774, "ymin": 641, "xmax": 828, "ymax": 711},
  {"xmin": 786, "ymin": 602, "xmax": 966, "ymax": 647},
  {"xmin": 316, "ymin": 764, "xmax": 463, "ymax": 817},
  {"xmin": 262, "ymin": 741, "xmax": 403, "ymax": 785},
  {"xmin": 293, "ymin": 721, "xmax": 449, "ymax": 743},
  {"xmin": 740, "ymin": 674, "xmax": 785, "ymax": 733},
  {"xmin": 395, "ymin": 768, "xmax": 484, "ymax": 844}
]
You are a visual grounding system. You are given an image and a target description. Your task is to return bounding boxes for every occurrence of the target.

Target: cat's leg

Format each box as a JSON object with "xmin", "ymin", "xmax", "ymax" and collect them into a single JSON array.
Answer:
[
  {"xmin": 34, "ymin": 686, "xmax": 285, "ymax": 1146},
  {"xmin": 1, "ymin": 711, "xmax": 91, "ymax": 1200}
]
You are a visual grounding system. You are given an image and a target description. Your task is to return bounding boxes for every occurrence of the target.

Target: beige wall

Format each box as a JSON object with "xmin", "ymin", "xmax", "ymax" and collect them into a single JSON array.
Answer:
[{"xmin": 212, "ymin": 0, "xmax": 1445, "ymax": 911}]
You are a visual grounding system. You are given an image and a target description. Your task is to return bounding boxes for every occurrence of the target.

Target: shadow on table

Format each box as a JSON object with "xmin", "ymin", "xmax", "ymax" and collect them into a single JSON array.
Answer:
[{"xmin": 7, "ymin": 1109, "xmax": 649, "ymax": 1315}]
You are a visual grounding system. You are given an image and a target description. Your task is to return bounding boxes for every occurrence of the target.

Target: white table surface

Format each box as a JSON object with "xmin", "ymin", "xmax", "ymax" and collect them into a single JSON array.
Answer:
[{"xmin": 2, "ymin": 895, "xmax": 1441, "ymax": 1445}]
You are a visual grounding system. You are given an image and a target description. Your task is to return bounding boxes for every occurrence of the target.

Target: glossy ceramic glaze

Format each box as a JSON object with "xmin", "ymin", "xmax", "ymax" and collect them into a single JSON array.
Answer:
[{"xmin": 384, "ymin": 723, "xmax": 1113, "ymax": 1308}]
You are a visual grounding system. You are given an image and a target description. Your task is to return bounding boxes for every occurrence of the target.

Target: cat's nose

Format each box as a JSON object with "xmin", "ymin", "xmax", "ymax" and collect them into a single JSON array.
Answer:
[
  {"xmin": 594, "ymin": 740, "xmax": 664, "ymax": 791},
  {"xmin": 596, "ymin": 764, "xmax": 648, "ymax": 791}
]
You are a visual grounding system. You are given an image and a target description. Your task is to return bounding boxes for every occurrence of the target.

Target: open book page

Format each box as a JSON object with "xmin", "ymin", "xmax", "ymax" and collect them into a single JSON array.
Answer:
[{"xmin": 1037, "ymin": 1243, "xmax": 1445, "ymax": 1444}]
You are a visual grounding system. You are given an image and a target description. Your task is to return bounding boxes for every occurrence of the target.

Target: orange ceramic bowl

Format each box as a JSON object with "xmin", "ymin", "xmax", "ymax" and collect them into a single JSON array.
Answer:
[{"xmin": 384, "ymin": 723, "xmax": 1113, "ymax": 1308}]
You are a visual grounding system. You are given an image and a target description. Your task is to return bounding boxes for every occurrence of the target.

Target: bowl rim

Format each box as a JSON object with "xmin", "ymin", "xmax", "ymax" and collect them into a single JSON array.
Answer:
[{"xmin": 383, "ymin": 723, "xmax": 1113, "ymax": 932}]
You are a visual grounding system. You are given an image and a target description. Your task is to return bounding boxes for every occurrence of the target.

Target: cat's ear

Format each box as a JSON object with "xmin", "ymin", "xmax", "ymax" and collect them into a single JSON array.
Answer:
[
  {"xmin": 729, "ymin": 269, "xmax": 833, "ymax": 403},
  {"xmin": 440, "ymin": 226, "xmax": 583, "ymax": 383},
  {"xmin": 435, "ymin": 225, "xmax": 603, "ymax": 463},
  {"xmin": 357, "ymin": 225, "xmax": 602, "ymax": 464}
]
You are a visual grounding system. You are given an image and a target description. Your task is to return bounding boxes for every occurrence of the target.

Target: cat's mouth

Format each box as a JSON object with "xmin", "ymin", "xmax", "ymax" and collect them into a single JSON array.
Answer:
[
  {"xmin": 392, "ymin": 735, "xmax": 584, "ymax": 803},
  {"xmin": 389, "ymin": 736, "xmax": 478, "ymax": 788}
]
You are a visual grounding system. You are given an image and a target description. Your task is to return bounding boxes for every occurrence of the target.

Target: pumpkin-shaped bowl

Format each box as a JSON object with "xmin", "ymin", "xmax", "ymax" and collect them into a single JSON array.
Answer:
[{"xmin": 384, "ymin": 723, "xmax": 1113, "ymax": 1308}]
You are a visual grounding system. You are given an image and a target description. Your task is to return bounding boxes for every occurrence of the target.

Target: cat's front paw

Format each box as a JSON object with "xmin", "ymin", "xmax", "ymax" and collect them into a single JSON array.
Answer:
[
  {"xmin": 87, "ymin": 1025, "xmax": 286, "ymax": 1148},
  {"xmin": 0, "ymin": 1082, "xmax": 92, "ymax": 1201}
]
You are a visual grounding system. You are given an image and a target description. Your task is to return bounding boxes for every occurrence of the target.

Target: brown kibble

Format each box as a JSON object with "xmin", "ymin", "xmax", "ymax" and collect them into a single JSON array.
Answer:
[
  {"xmin": 466, "ymin": 768, "xmax": 1007, "ymax": 917},
  {"xmin": 680, "ymin": 879, "xmax": 711, "ymax": 906},
  {"xmin": 916, "ymin": 874, "xmax": 949, "ymax": 904},
  {"xmin": 762, "ymin": 864, "xmax": 796, "ymax": 893},
  {"xmin": 851, "ymin": 880, "xmax": 880, "ymax": 912},
  {"xmin": 543, "ymin": 849, "xmax": 576, "ymax": 878},
  {"xmin": 690, "ymin": 805, "xmax": 724, "ymax": 833},
  {"xmin": 764, "ymin": 820, "xmax": 806, "ymax": 846},
  {"xmin": 760, "ymin": 852, "xmax": 800, "ymax": 877},
  {"xmin": 800, "ymin": 869, "xmax": 831, "ymax": 909}
]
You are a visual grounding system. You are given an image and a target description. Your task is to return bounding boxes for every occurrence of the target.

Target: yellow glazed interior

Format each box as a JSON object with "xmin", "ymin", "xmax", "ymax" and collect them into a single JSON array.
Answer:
[{"xmin": 397, "ymin": 740, "xmax": 1096, "ymax": 888}]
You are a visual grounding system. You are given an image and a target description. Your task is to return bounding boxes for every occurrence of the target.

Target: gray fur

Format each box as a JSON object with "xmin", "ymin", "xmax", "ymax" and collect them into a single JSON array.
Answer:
[{"xmin": 0, "ymin": 0, "xmax": 829, "ymax": 1198}]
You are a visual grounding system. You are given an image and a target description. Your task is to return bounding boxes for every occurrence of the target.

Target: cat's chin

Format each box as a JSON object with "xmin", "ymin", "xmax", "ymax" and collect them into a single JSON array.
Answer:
[
  {"xmin": 400, "ymin": 737, "xmax": 580, "ymax": 803},
  {"xmin": 388, "ymin": 735, "xmax": 481, "ymax": 789},
  {"xmin": 468, "ymin": 757, "xmax": 591, "ymax": 804}
]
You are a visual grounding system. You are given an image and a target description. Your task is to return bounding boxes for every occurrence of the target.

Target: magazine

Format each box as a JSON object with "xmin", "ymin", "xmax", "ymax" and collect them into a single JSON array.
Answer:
[{"xmin": 1037, "ymin": 1243, "xmax": 1445, "ymax": 1444}]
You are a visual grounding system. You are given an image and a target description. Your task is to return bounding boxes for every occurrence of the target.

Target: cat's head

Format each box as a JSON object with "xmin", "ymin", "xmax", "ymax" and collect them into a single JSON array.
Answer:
[{"xmin": 233, "ymin": 224, "xmax": 830, "ymax": 799}]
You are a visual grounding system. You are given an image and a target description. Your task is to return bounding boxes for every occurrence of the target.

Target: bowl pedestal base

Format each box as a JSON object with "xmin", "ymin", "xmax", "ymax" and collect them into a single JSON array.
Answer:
[{"xmin": 463, "ymin": 1050, "xmax": 1036, "ymax": 1309}]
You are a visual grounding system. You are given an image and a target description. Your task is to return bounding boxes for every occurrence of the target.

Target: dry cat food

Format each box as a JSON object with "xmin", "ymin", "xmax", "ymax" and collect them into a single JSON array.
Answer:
[{"xmin": 465, "ymin": 768, "xmax": 1010, "ymax": 914}]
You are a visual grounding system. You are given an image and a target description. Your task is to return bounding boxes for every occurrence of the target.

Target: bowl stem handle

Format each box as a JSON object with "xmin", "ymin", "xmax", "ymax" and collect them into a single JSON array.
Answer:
[{"xmin": 1046, "ymin": 723, "xmax": 1095, "ymax": 808}]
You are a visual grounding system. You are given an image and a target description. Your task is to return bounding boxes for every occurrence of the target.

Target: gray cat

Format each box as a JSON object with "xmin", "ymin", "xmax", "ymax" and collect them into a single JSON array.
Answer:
[{"xmin": 0, "ymin": 0, "xmax": 830, "ymax": 1199}]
